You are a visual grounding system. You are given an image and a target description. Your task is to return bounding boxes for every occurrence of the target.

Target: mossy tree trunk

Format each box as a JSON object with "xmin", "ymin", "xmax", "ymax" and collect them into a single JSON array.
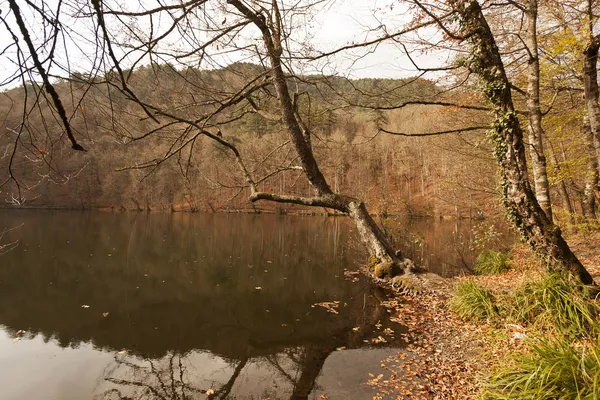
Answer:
[{"xmin": 452, "ymin": 0, "xmax": 595, "ymax": 285}]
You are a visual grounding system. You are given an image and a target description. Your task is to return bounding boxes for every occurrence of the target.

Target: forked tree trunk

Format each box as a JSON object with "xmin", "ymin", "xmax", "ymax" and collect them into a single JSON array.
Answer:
[
  {"xmin": 453, "ymin": 0, "xmax": 595, "ymax": 285},
  {"xmin": 524, "ymin": 0, "xmax": 553, "ymax": 221}
]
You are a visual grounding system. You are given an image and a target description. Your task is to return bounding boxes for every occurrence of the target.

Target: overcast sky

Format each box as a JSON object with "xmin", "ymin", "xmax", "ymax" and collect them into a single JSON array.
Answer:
[{"xmin": 0, "ymin": 0, "xmax": 449, "ymax": 88}]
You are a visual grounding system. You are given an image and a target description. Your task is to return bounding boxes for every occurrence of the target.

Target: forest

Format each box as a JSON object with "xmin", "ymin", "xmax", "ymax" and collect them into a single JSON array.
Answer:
[{"xmin": 0, "ymin": 63, "xmax": 495, "ymax": 217}]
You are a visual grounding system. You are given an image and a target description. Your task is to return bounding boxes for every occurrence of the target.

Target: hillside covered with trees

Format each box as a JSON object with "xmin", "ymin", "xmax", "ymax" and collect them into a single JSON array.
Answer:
[{"xmin": 1, "ymin": 63, "xmax": 497, "ymax": 217}]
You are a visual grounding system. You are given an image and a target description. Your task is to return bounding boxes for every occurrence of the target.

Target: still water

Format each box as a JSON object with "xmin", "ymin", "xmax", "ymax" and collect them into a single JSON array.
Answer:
[{"xmin": 0, "ymin": 211, "xmax": 509, "ymax": 399}]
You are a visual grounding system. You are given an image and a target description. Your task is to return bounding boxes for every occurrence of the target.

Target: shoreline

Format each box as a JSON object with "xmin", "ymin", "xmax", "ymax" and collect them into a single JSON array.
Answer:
[{"xmin": 368, "ymin": 231, "xmax": 600, "ymax": 398}]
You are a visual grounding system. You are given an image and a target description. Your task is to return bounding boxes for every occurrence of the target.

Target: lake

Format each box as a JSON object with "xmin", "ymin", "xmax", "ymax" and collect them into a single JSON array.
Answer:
[{"xmin": 0, "ymin": 211, "xmax": 510, "ymax": 399}]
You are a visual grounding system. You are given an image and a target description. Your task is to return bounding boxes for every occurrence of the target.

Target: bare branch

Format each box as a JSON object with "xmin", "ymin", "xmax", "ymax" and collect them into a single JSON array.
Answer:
[{"xmin": 380, "ymin": 125, "xmax": 489, "ymax": 137}]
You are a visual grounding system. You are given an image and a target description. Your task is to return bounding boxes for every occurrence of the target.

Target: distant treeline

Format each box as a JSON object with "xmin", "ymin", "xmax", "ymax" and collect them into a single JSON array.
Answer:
[{"xmin": 1, "ymin": 63, "xmax": 499, "ymax": 217}]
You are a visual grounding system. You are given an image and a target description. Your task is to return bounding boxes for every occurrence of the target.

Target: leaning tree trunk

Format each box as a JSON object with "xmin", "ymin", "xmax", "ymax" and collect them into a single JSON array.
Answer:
[
  {"xmin": 228, "ymin": 0, "xmax": 411, "ymax": 275},
  {"xmin": 524, "ymin": 0, "xmax": 553, "ymax": 221},
  {"xmin": 453, "ymin": 0, "xmax": 595, "ymax": 285}
]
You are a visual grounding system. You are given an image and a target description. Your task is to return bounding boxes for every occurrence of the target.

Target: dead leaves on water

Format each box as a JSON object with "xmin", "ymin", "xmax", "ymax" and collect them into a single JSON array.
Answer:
[
  {"xmin": 344, "ymin": 269, "xmax": 360, "ymax": 282},
  {"xmin": 312, "ymin": 300, "xmax": 340, "ymax": 314}
]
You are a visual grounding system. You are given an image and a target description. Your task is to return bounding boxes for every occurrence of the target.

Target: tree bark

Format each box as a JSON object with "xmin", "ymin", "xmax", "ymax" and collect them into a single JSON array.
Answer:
[
  {"xmin": 583, "ymin": 2, "xmax": 600, "ymax": 172},
  {"xmin": 582, "ymin": 2, "xmax": 600, "ymax": 220},
  {"xmin": 453, "ymin": 0, "xmax": 595, "ymax": 285},
  {"xmin": 524, "ymin": 0, "xmax": 553, "ymax": 221},
  {"xmin": 581, "ymin": 117, "xmax": 599, "ymax": 219}
]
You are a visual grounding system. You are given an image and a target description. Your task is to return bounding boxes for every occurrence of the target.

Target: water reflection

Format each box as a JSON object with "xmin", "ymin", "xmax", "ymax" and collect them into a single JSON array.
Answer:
[
  {"xmin": 384, "ymin": 216, "xmax": 513, "ymax": 277},
  {"xmin": 95, "ymin": 290, "xmax": 391, "ymax": 400},
  {"xmin": 0, "ymin": 212, "xmax": 403, "ymax": 399}
]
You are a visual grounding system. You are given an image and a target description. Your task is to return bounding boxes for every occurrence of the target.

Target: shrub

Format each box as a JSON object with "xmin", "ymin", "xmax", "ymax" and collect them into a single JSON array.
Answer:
[
  {"xmin": 474, "ymin": 250, "xmax": 511, "ymax": 275},
  {"xmin": 450, "ymin": 280, "xmax": 498, "ymax": 322}
]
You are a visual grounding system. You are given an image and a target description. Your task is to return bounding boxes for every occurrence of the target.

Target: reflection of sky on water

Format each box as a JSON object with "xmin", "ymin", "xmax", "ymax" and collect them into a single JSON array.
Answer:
[{"xmin": 1, "ymin": 329, "xmax": 402, "ymax": 399}]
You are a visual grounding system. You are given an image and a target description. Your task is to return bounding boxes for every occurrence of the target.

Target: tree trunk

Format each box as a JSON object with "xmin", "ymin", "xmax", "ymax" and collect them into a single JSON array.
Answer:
[
  {"xmin": 548, "ymin": 146, "xmax": 575, "ymax": 217},
  {"xmin": 581, "ymin": 117, "xmax": 599, "ymax": 219},
  {"xmin": 583, "ymin": 29, "xmax": 600, "ymax": 172},
  {"xmin": 453, "ymin": 0, "xmax": 595, "ymax": 285},
  {"xmin": 346, "ymin": 200, "xmax": 405, "ymax": 266},
  {"xmin": 583, "ymin": 7, "xmax": 600, "ymax": 220},
  {"xmin": 524, "ymin": 0, "xmax": 553, "ymax": 221},
  {"xmin": 228, "ymin": 0, "xmax": 409, "ymax": 274}
]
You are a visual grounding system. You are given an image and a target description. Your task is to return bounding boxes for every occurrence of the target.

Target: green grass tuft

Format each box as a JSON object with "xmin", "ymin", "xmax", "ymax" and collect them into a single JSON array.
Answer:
[
  {"xmin": 484, "ymin": 335, "xmax": 600, "ymax": 400},
  {"xmin": 481, "ymin": 273, "xmax": 600, "ymax": 399},
  {"xmin": 474, "ymin": 250, "xmax": 511, "ymax": 275},
  {"xmin": 503, "ymin": 273, "xmax": 599, "ymax": 338},
  {"xmin": 450, "ymin": 280, "xmax": 498, "ymax": 322}
]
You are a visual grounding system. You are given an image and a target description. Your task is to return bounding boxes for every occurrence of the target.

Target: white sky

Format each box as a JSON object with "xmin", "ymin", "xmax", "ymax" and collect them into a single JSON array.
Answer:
[{"xmin": 0, "ymin": 0, "xmax": 449, "ymax": 88}]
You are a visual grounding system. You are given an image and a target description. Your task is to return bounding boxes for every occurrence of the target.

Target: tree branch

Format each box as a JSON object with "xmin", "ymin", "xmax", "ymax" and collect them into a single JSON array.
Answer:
[
  {"xmin": 7, "ymin": 0, "xmax": 86, "ymax": 151},
  {"xmin": 380, "ymin": 125, "xmax": 488, "ymax": 137}
]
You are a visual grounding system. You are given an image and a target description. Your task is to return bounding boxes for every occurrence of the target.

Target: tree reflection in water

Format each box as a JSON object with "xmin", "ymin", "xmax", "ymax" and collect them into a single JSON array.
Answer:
[{"xmin": 97, "ymin": 288, "xmax": 393, "ymax": 400}]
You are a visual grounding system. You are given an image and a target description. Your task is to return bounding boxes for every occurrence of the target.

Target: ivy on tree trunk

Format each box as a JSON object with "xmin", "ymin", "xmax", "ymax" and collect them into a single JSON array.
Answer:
[{"xmin": 452, "ymin": 0, "xmax": 595, "ymax": 285}]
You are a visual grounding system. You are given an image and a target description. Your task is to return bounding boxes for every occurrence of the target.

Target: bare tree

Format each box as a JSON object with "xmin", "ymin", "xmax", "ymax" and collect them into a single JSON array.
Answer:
[{"xmin": 1, "ymin": 1, "xmax": 422, "ymax": 279}]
